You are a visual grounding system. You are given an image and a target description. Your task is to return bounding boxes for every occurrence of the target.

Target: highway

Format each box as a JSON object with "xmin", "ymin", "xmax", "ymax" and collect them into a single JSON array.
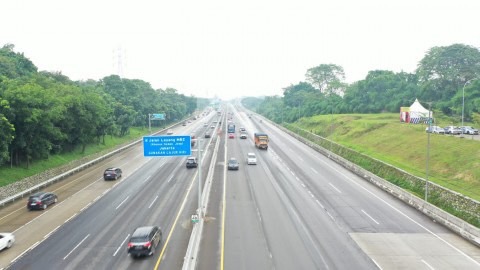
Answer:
[
  {"xmin": 0, "ymin": 112, "xmax": 219, "ymax": 269},
  {"xmin": 197, "ymin": 106, "xmax": 480, "ymax": 270},
  {"xmin": 0, "ymin": 106, "xmax": 479, "ymax": 270}
]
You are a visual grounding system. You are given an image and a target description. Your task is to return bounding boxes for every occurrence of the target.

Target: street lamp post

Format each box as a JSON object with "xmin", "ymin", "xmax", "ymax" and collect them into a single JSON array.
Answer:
[
  {"xmin": 197, "ymin": 138, "xmax": 203, "ymax": 218},
  {"xmin": 425, "ymin": 102, "xmax": 432, "ymax": 201},
  {"xmin": 330, "ymin": 105, "xmax": 334, "ymax": 153}
]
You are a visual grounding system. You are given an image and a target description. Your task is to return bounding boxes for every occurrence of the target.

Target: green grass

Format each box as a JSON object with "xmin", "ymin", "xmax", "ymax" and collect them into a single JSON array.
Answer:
[
  {"xmin": 297, "ymin": 113, "xmax": 480, "ymax": 201},
  {"xmin": 0, "ymin": 127, "xmax": 153, "ymax": 186}
]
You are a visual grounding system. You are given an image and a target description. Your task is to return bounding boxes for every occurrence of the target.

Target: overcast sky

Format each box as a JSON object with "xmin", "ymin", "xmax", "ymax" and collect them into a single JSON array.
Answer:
[{"xmin": 2, "ymin": 0, "xmax": 479, "ymax": 100}]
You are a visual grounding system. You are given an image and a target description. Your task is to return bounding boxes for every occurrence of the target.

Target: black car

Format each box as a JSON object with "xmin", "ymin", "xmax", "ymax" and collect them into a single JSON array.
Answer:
[
  {"xmin": 186, "ymin": 157, "xmax": 198, "ymax": 168},
  {"xmin": 104, "ymin": 167, "xmax": 122, "ymax": 180},
  {"xmin": 27, "ymin": 192, "xmax": 58, "ymax": 210},
  {"xmin": 227, "ymin": 158, "xmax": 239, "ymax": 170},
  {"xmin": 127, "ymin": 226, "xmax": 162, "ymax": 257}
]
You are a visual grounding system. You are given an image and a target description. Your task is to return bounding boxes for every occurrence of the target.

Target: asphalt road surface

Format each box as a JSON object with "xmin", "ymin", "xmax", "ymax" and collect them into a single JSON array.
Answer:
[{"xmin": 197, "ymin": 105, "xmax": 480, "ymax": 270}]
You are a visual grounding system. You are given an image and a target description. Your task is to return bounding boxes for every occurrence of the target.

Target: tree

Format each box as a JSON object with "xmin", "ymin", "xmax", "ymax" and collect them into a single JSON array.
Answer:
[
  {"xmin": 416, "ymin": 44, "xmax": 480, "ymax": 102},
  {"xmin": 3, "ymin": 77, "xmax": 64, "ymax": 167},
  {"xmin": 241, "ymin": 97, "xmax": 264, "ymax": 111},
  {"xmin": 283, "ymin": 82, "xmax": 318, "ymax": 107},
  {"xmin": 58, "ymin": 85, "xmax": 112, "ymax": 153},
  {"xmin": 0, "ymin": 98, "xmax": 15, "ymax": 165},
  {"xmin": 343, "ymin": 70, "xmax": 419, "ymax": 113},
  {"xmin": 256, "ymin": 96, "xmax": 285, "ymax": 123},
  {"xmin": 282, "ymin": 82, "xmax": 327, "ymax": 117},
  {"xmin": 305, "ymin": 64, "xmax": 346, "ymax": 95},
  {"xmin": 0, "ymin": 44, "xmax": 37, "ymax": 78}
]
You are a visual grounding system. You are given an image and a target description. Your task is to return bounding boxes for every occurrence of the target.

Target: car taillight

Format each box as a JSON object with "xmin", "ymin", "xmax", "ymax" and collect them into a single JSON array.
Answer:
[
  {"xmin": 144, "ymin": 241, "xmax": 152, "ymax": 248},
  {"xmin": 127, "ymin": 242, "xmax": 133, "ymax": 248},
  {"xmin": 37, "ymin": 201, "xmax": 42, "ymax": 205}
]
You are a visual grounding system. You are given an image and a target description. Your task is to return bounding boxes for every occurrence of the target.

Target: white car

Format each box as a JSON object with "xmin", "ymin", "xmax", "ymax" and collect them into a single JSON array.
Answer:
[
  {"xmin": 425, "ymin": 126, "xmax": 445, "ymax": 134},
  {"xmin": 0, "ymin": 233, "xmax": 15, "ymax": 250},
  {"xmin": 247, "ymin": 153, "xmax": 257, "ymax": 165}
]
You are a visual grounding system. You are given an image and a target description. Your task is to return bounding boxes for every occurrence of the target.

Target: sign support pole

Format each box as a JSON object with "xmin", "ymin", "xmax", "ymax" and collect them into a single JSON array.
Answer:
[
  {"xmin": 148, "ymin": 114, "xmax": 151, "ymax": 133},
  {"xmin": 197, "ymin": 138, "xmax": 203, "ymax": 218}
]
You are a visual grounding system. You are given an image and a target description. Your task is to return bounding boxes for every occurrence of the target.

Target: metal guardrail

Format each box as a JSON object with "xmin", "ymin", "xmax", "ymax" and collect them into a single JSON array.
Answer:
[
  {"xmin": 182, "ymin": 116, "xmax": 223, "ymax": 270},
  {"xmin": 0, "ymin": 139, "xmax": 142, "ymax": 207}
]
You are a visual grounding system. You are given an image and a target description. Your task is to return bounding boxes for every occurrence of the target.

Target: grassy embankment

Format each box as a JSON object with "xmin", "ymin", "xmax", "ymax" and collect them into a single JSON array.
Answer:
[
  {"xmin": 295, "ymin": 113, "xmax": 480, "ymax": 201},
  {"xmin": 0, "ymin": 127, "xmax": 154, "ymax": 187}
]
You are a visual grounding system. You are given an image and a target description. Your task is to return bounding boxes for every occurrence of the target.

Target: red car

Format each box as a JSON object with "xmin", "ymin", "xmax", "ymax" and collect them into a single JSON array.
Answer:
[{"xmin": 228, "ymin": 133, "xmax": 235, "ymax": 139}]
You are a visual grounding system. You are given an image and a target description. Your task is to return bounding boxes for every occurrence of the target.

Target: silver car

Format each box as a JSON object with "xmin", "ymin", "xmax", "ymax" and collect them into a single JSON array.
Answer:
[
  {"xmin": 460, "ymin": 126, "xmax": 479, "ymax": 135},
  {"xmin": 444, "ymin": 126, "xmax": 461, "ymax": 135},
  {"xmin": 227, "ymin": 158, "xmax": 239, "ymax": 170}
]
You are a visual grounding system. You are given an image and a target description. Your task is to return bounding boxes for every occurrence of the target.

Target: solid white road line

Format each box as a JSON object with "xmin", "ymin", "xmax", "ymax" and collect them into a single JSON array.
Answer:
[
  {"xmin": 148, "ymin": 195, "xmax": 159, "ymax": 209},
  {"xmin": 115, "ymin": 196, "xmax": 130, "ymax": 210},
  {"xmin": 361, "ymin": 209, "xmax": 380, "ymax": 225},
  {"xmin": 63, "ymin": 234, "xmax": 90, "ymax": 260},
  {"xmin": 328, "ymin": 182, "xmax": 342, "ymax": 193},
  {"xmin": 113, "ymin": 234, "xmax": 130, "ymax": 257}
]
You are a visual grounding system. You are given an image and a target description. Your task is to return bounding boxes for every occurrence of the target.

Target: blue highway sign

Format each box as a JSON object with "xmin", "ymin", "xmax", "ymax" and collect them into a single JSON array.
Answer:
[
  {"xmin": 151, "ymin": 113, "xmax": 165, "ymax": 120},
  {"xmin": 143, "ymin": 135, "xmax": 191, "ymax": 157}
]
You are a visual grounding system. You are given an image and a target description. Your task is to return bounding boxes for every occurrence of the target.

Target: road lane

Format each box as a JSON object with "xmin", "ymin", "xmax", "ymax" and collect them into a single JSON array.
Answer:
[
  {"xmin": 2, "ymin": 112, "xmax": 218, "ymax": 269},
  {"xmin": 258, "ymin": 113, "xmax": 480, "ymax": 269}
]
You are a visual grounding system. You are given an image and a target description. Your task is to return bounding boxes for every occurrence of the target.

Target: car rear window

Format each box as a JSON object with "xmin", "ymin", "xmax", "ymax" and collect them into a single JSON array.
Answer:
[{"xmin": 130, "ymin": 235, "xmax": 149, "ymax": 243}]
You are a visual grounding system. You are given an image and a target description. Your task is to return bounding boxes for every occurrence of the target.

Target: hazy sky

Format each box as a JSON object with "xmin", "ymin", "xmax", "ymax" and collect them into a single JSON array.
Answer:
[{"xmin": 2, "ymin": 0, "xmax": 479, "ymax": 100}]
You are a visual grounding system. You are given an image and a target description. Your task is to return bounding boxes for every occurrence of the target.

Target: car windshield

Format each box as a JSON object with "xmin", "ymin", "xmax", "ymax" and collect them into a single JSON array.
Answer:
[{"xmin": 130, "ymin": 236, "xmax": 149, "ymax": 243}]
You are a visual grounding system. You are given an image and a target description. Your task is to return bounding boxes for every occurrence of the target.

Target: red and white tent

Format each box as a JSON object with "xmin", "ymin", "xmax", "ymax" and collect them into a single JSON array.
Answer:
[{"xmin": 400, "ymin": 99, "xmax": 432, "ymax": 124}]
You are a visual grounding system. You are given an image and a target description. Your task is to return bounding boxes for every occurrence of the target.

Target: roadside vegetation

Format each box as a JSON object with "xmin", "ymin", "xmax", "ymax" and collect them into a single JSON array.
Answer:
[
  {"xmin": 294, "ymin": 113, "xmax": 480, "ymax": 201},
  {"xmin": 0, "ymin": 127, "xmax": 153, "ymax": 186},
  {"xmin": 0, "ymin": 44, "xmax": 209, "ymax": 180}
]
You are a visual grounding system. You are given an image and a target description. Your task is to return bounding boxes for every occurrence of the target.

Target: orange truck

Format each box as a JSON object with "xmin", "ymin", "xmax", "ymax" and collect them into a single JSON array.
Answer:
[{"xmin": 254, "ymin": 133, "xmax": 269, "ymax": 150}]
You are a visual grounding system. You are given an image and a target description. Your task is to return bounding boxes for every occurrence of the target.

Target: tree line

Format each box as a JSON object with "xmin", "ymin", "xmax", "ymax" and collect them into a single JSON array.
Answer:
[
  {"xmin": 243, "ymin": 43, "xmax": 480, "ymax": 124},
  {"xmin": 0, "ymin": 44, "xmax": 207, "ymax": 168}
]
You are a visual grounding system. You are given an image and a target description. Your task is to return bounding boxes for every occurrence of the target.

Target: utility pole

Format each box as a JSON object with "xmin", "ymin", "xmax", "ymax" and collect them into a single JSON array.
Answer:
[{"xmin": 425, "ymin": 102, "xmax": 432, "ymax": 201}]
